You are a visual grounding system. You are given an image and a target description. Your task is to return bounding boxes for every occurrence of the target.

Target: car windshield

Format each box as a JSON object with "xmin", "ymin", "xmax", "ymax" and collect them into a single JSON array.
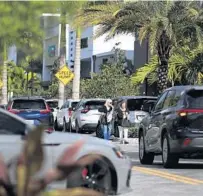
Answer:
[
  {"xmin": 71, "ymin": 101, "xmax": 79, "ymax": 108},
  {"xmin": 127, "ymin": 98, "xmax": 157, "ymax": 111},
  {"xmin": 12, "ymin": 100, "xmax": 46, "ymax": 110},
  {"xmin": 85, "ymin": 101, "xmax": 105, "ymax": 110},
  {"xmin": 47, "ymin": 101, "xmax": 58, "ymax": 108},
  {"xmin": 185, "ymin": 90, "xmax": 203, "ymax": 109}
]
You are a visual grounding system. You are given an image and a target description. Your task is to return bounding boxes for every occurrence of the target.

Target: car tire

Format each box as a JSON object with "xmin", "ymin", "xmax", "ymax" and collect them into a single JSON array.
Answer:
[
  {"xmin": 62, "ymin": 119, "xmax": 67, "ymax": 132},
  {"xmin": 162, "ymin": 133, "xmax": 179, "ymax": 168},
  {"xmin": 96, "ymin": 122, "xmax": 103, "ymax": 138},
  {"xmin": 139, "ymin": 131, "xmax": 154, "ymax": 165},
  {"xmin": 54, "ymin": 119, "xmax": 59, "ymax": 131},
  {"xmin": 66, "ymin": 157, "xmax": 112, "ymax": 195},
  {"xmin": 75, "ymin": 120, "xmax": 81, "ymax": 133}
]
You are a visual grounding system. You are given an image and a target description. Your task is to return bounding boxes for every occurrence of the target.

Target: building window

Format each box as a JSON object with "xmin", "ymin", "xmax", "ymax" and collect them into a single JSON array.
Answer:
[
  {"xmin": 70, "ymin": 54, "xmax": 73, "ymax": 57},
  {"xmin": 103, "ymin": 58, "xmax": 108, "ymax": 64},
  {"xmin": 71, "ymin": 42, "xmax": 73, "ymax": 45},
  {"xmin": 81, "ymin": 38, "xmax": 88, "ymax": 49},
  {"xmin": 71, "ymin": 36, "xmax": 73, "ymax": 40},
  {"xmin": 70, "ymin": 48, "xmax": 73, "ymax": 51},
  {"xmin": 70, "ymin": 31, "xmax": 73, "ymax": 34}
]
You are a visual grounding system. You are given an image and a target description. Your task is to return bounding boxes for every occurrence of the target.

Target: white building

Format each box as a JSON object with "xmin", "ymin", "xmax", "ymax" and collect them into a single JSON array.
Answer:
[
  {"xmin": 67, "ymin": 26, "xmax": 135, "ymax": 78},
  {"xmin": 42, "ymin": 14, "xmax": 135, "ymax": 83}
]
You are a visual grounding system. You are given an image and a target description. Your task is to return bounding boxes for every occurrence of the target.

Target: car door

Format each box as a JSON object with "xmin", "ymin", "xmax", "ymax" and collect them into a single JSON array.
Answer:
[
  {"xmin": 71, "ymin": 100, "xmax": 84, "ymax": 129},
  {"xmin": 145, "ymin": 91, "xmax": 168, "ymax": 151},
  {"xmin": 57, "ymin": 103, "xmax": 66, "ymax": 125}
]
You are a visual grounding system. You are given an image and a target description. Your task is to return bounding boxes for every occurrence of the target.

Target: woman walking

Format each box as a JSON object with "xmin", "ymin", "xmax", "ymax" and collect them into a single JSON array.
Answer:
[
  {"xmin": 98, "ymin": 99, "xmax": 114, "ymax": 140},
  {"xmin": 117, "ymin": 100, "xmax": 130, "ymax": 144}
]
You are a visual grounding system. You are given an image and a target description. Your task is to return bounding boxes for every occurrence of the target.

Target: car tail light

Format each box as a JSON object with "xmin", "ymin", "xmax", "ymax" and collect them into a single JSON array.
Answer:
[
  {"xmin": 177, "ymin": 109, "xmax": 203, "ymax": 117},
  {"xmin": 40, "ymin": 104, "xmax": 51, "ymax": 114},
  {"xmin": 68, "ymin": 108, "xmax": 72, "ymax": 116},
  {"xmin": 7, "ymin": 106, "xmax": 20, "ymax": 114},
  {"xmin": 81, "ymin": 106, "xmax": 90, "ymax": 114},
  {"xmin": 183, "ymin": 138, "xmax": 191, "ymax": 146}
]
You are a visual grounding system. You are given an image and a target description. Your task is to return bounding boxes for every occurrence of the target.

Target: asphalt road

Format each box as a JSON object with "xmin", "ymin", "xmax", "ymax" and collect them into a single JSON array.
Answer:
[{"xmin": 119, "ymin": 145, "xmax": 203, "ymax": 196}]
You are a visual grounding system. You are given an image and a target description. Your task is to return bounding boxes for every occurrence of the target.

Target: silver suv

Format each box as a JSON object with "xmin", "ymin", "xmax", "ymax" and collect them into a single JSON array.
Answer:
[
  {"xmin": 54, "ymin": 99, "xmax": 80, "ymax": 132},
  {"xmin": 70, "ymin": 98, "xmax": 106, "ymax": 133}
]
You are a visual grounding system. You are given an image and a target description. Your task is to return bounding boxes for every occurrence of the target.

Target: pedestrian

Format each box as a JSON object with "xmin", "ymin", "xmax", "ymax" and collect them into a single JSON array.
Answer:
[
  {"xmin": 98, "ymin": 99, "xmax": 114, "ymax": 140},
  {"xmin": 117, "ymin": 100, "xmax": 131, "ymax": 144}
]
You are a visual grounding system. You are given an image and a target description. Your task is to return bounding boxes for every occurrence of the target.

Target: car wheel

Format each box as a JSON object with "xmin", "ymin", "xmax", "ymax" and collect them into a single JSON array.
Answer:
[
  {"xmin": 54, "ymin": 119, "xmax": 59, "ymax": 131},
  {"xmin": 162, "ymin": 133, "xmax": 179, "ymax": 168},
  {"xmin": 75, "ymin": 120, "xmax": 81, "ymax": 133},
  {"xmin": 66, "ymin": 158, "xmax": 112, "ymax": 194},
  {"xmin": 96, "ymin": 123, "xmax": 103, "ymax": 138},
  {"xmin": 139, "ymin": 131, "xmax": 154, "ymax": 165},
  {"xmin": 62, "ymin": 119, "xmax": 67, "ymax": 132}
]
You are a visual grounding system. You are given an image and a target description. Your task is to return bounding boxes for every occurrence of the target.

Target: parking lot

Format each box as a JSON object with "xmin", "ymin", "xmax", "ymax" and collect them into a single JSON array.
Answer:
[{"xmin": 119, "ymin": 143, "xmax": 203, "ymax": 196}]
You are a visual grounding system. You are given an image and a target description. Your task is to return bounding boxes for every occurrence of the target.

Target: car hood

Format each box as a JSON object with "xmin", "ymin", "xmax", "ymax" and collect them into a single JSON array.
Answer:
[{"xmin": 43, "ymin": 132, "xmax": 116, "ymax": 148}]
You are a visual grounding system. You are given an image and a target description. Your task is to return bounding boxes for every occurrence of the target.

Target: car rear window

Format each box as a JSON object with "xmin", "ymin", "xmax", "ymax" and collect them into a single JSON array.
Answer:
[
  {"xmin": 47, "ymin": 101, "xmax": 58, "ymax": 108},
  {"xmin": 185, "ymin": 90, "xmax": 203, "ymax": 109},
  {"xmin": 71, "ymin": 101, "xmax": 79, "ymax": 108},
  {"xmin": 127, "ymin": 98, "xmax": 157, "ymax": 111},
  {"xmin": 85, "ymin": 101, "xmax": 105, "ymax": 110},
  {"xmin": 12, "ymin": 99, "xmax": 46, "ymax": 110}
]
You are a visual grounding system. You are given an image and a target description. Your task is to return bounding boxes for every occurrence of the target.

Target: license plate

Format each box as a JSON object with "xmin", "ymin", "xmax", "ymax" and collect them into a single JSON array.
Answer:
[{"xmin": 25, "ymin": 120, "xmax": 34, "ymax": 125}]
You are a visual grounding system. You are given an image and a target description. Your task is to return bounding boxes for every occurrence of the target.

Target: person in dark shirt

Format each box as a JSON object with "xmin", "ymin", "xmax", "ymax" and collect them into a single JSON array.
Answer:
[
  {"xmin": 98, "ymin": 99, "xmax": 113, "ymax": 140},
  {"xmin": 117, "ymin": 100, "xmax": 130, "ymax": 144}
]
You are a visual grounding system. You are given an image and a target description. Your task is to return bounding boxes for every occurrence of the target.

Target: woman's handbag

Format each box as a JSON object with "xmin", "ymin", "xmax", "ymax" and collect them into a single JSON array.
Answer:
[{"xmin": 122, "ymin": 118, "xmax": 131, "ymax": 128}]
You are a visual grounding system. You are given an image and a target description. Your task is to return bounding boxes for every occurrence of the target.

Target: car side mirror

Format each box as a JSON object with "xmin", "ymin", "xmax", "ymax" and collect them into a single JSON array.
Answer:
[
  {"xmin": 51, "ymin": 108, "xmax": 54, "ymax": 112},
  {"xmin": 56, "ymin": 107, "xmax": 59, "ymax": 110}
]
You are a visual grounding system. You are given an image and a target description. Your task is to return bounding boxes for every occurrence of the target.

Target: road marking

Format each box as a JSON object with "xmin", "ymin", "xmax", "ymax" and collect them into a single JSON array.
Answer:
[{"xmin": 133, "ymin": 166, "xmax": 203, "ymax": 185}]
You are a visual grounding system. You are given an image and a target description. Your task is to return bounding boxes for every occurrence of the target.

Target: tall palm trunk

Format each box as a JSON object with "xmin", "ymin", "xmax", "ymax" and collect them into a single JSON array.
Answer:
[
  {"xmin": 1, "ymin": 42, "xmax": 7, "ymax": 104},
  {"xmin": 72, "ymin": 28, "xmax": 81, "ymax": 100},
  {"xmin": 157, "ymin": 30, "xmax": 172, "ymax": 94},
  {"xmin": 58, "ymin": 19, "xmax": 66, "ymax": 108}
]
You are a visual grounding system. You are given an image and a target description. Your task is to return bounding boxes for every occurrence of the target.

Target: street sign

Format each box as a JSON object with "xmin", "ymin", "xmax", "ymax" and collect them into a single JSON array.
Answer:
[
  {"xmin": 0, "ymin": 80, "xmax": 3, "ymax": 89},
  {"xmin": 55, "ymin": 65, "xmax": 74, "ymax": 86}
]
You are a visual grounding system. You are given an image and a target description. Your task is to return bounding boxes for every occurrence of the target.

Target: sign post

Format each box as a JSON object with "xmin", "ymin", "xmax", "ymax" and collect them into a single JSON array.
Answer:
[{"xmin": 55, "ymin": 65, "xmax": 74, "ymax": 86}]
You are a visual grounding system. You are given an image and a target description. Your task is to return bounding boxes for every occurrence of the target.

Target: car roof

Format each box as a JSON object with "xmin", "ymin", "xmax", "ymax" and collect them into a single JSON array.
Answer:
[
  {"xmin": 65, "ymin": 99, "xmax": 80, "ymax": 102},
  {"xmin": 166, "ymin": 85, "xmax": 203, "ymax": 91},
  {"xmin": 81, "ymin": 98, "xmax": 106, "ymax": 102},
  {"xmin": 46, "ymin": 99, "xmax": 58, "ymax": 102},
  {"xmin": 114, "ymin": 96, "xmax": 157, "ymax": 100},
  {"xmin": 11, "ymin": 96, "xmax": 46, "ymax": 101}
]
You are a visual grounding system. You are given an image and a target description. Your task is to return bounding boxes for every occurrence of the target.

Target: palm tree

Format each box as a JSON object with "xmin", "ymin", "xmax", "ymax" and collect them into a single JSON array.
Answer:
[
  {"xmin": 131, "ymin": 45, "xmax": 203, "ymax": 87},
  {"xmin": 0, "ymin": 1, "xmax": 48, "ymax": 104},
  {"xmin": 80, "ymin": 1, "xmax": 203, "ymax": 94},
  {"xmin": 52, "ymin": 1, "xmax": 88, "ymax": 102}
]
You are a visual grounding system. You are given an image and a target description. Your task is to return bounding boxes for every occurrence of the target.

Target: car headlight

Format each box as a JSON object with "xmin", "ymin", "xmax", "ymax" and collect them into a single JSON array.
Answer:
[{"xmin": 113, "ymin": 147, "xmax": 125, "ymax": 159}]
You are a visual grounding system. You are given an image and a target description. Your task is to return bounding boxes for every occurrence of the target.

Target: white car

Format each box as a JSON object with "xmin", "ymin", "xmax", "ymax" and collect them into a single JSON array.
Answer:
[
  {"xmin": 70, "ymin": 99, "xmax": 106, "ymax": 133},
  {"xmin": 46, "ymin": 99, "xmax": 59, "ymax": 121},
  {"xmin": 55, "ymin": 99, "xmax": 80, "ymax": 132},
  {"xmin": 0, "ymin": 108, "xmax": 132, "ymax": 195}
]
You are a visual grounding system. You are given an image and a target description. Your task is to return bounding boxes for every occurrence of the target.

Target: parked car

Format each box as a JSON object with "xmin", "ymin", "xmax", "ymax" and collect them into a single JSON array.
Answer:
[
  {"xmin": 0, "ymin": 108, "xmax": 132, "ymax": 195},
  {"xmin": 96, "ymin": 96, "xmax": 157, "ymax": 138},
  {"xmin": 46, "ymin": 99, "xmax": 58, "ymax": 121},
  {"xmin": 70, "ymin": 98, "xmax": 106, "ymax": 133},
  {"xmin": 0, "ymin": 104, "xmax": 7, "ymax": 110},
  {"xmin": 138, "ymin": 86, "xmax": 203, "ymax": 168},
  {"xmin": 54, "ymin": 99, "xmax": 80, "ymax": 132},
  {"xmin": 7, "ymin": 96, "xmax": 54, "ymax": 133}
]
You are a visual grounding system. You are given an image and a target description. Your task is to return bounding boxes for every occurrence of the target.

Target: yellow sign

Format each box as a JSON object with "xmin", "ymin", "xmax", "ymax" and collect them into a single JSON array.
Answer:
[
  {"xmin": 55, "ymin": 65, "xmax": 74, "ymax": 86},
  {"xmin": 0, "ymin": 80, "xmax": 2, "ymax": 89}
]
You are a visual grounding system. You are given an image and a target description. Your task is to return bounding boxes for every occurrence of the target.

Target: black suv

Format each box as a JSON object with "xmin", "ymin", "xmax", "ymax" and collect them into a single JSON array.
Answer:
[{"xmin": 139, "ymin": 86, "xmax": 203, "ymax": 168}]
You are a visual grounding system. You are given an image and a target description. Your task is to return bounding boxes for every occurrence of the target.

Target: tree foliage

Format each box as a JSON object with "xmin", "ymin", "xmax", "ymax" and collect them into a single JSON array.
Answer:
[
  {"xmin": 131, "ymin": 45, "xmax": 203, "ymax": 86},
  {"xmin": 81, "ymin": 49, "xmax": 138, "ymax": 98}
]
